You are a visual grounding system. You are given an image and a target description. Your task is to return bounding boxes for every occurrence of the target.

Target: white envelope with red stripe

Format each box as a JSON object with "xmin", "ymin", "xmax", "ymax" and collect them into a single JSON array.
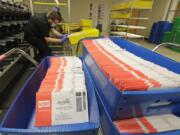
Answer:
[{"xmin": 36, "ymin": 57, "xmax": 88, "ymax": 127}]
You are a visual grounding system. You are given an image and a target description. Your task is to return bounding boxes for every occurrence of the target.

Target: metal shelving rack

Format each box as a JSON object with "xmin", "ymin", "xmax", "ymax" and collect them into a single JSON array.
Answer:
[
  {"xmin": 110, "ymin": 0, "xmax": 154, "ymax": 39},
  {"xmin": 30, "ymin": 0, "xmax": 71, "ymax": 23}
]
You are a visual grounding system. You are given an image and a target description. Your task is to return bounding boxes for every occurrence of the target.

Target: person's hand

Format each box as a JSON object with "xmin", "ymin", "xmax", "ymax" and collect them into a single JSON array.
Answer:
[
  {"xmin": 62, "ymin": 34, "xmax": 68, "ymax": 38},
  {"xmin": 60, "ymin": 34, "xmax": 68, "ymax": 44},
  {"xmin": 59, "ymin": 34, "xmax": 68, "ymax": 38}
]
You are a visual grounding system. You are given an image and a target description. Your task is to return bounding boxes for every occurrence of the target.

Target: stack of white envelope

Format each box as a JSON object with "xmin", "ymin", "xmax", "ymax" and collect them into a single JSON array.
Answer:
[{"xmin": 36, "ymin": 57, "xmax": 88, "ymax": 127}]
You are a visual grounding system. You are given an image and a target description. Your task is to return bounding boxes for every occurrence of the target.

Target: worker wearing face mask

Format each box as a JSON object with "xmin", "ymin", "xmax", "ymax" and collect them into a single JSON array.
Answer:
[{"xmin": 24, "ymin": 7, "xmax": 67, "ymax": 61}]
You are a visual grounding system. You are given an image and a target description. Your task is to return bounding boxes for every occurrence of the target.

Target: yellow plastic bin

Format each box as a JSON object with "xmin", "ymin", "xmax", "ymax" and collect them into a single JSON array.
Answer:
[
  {"xmin": 132, "ymin": 1, "xmax": 153, "ymax": 9},
  {"xmin": 112, "ymin": 2, "xmax": 132, "ymax": 10},
  {"xmin": 59, "ymin": 23, "xmax": 80, "ymax": 33},
  {"xmin": 82, "ymin": 27, "xmax": 92, "ymax": 31},
  {"xmin": 68, "ymin": 29, "xmax": 99, "ymax": 45},
  {"xmin": 80, "ymin": 19, "xmax": 93, "ymax": 27},
  {"xmin": 112, "ymin": 0, "xmax": 153, "ymax": 10},
  {"xmin": 68, "ymin": 29, "xmax": 99, "ymax": 55},
  {"xmin": 111, "ymin": 12, "xmax": 131, "ymax": 19}
]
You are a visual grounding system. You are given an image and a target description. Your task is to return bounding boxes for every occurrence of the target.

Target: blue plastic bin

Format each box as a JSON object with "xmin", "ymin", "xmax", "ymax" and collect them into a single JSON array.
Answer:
[
  {"xmin": 95, "ymin": 84, "xmax": 180, "ymax": 135},
  {"xmin": 148, "ymin": 22, "xmax": 159, "ymax": 43},
  {"xmin": 83, "ymin": 37, "xmax": 180, "ymax": 120},
  {"xmin": 149, "ymin": 21, "xmax": 172, "ymax": 44},
  {"xmin": 155, "ymin": 21, "xmax": 172, "ymax": 44},
  {"xmin": 0, "ymin": 57, "xmax": 100, "ymax": 135}
]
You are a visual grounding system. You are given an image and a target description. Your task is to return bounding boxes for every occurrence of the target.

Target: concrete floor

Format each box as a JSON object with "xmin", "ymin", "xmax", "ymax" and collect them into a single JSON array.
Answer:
[{"xmin": 130, "ymin": 39, "xmax": 180, "ymax": 62}]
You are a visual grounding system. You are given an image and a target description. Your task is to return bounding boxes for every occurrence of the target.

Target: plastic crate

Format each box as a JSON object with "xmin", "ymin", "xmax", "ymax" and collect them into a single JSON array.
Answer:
[
  {"xmin": 80, "ymin": 19, "xmax": 92, "ymax": 27},
  {"xmin": 83, "ymin": 37, "xmax": 180, "ymax": 120},
  {"xmin": 112, "ymin": 0, "xmax": 153, "ymax": 10},
  {"xmin": 132, "ymin": 1, "xmax": 153, "ymax": 9},
  {"xmin": 112, "ymin": 2, "xmax": 132, "ymax": 10},
  {"xmin": 148, "ymin": 22, "xmax": 160, "ymax": 43},
  {"xmin": 149, "ymin": 21, "xmax": 172, "ymax": 44},
  {"xmin": 163, "ymin": 30, "xmax": 180, "ymax": 53},
  {"xmin": 172, "ymin": 31, "xmax": 180, "ymax": 52},
  {"xmin": 162, "ymin": 32, "xmax": 173, "ymax": 43},
  {"xmin": 155, "ymin": 21, "xmax": 172, "ymax": 44},
  {"xmin": 172, "ymin": 17, "xmax": 180, "ymax": 30},
  {"xmin": 0, "ymin": 57, "xmax": 100, "ymax": 135},
  {"xmin": 60, "ymin": 23, "xmax": 80, "ymax": 33},
  {"xmin": 96, "ymin": 85, "xmax": 180, "ymax": 135},
  {"xmin": 174, "ymin": 30, "xmax": 180, "ymax": 44},
  {"xmin": 68, "ymin": 29, "xmax": 99, "ymax": 45},
  {"xmin": 111, "ymin": 12, "xmax": 131, "ymax": 19},
  {"xmin": 82, "ymin": 27, "xmax": 92, "ymax": 31}
]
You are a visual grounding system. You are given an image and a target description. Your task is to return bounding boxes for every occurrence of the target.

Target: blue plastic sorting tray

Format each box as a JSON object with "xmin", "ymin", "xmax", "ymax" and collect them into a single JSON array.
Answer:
[
  {"xmin": 0, "ymin": 57, "xmax": 100, "ymax": 135},
  {"xmin": 95, "ymin": 84, "xmax": 180, "ymax": 135},
  {"xmin": 82, "ymin": 37, "xmax": 180, "ymax": 120}
]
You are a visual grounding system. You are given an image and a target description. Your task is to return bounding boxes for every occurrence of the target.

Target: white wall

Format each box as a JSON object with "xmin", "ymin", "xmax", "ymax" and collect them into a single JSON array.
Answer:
[
  {"xmin": 64, "ymin": 0, "xmax": 112, "ymax": 35},
  {"xmin": 24, "ymin": 0, "xmax": 112, "ymax": 35},
  {"xmin": 145, "ymin": 0, "xmax": 171, "ymax": 37},
  {"xmin": 69, "ymin": 0, "xmax": 90, "ymax": 22},
  {"xmin": 166, "ymin": 0, "xmax": 179, "ymax": 22},
  {"xmin": 23, "ymin": 0, "xmax": 177, "ymax": 37},
  {"xmin": 91, "ymin": 0, "xmax": 112, "ymax": 35}
]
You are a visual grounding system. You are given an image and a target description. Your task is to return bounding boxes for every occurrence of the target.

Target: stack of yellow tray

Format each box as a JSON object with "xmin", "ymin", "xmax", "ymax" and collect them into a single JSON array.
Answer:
[
  {"xmin": 80, "ymin": 19, "xmax": 93, "ymax": 31},
  {"xmin": 80, "ymin": 19, "xmax": 92, "ymax": 27},
  {"xmin": 112, "ymin": 2, "xmax": 132, "ymax": 10},
  {"xmin": 112, "ymin": 0, "xmax": 153, "ymax": 11},
  {"xmin": 60, "ymin": 23, "xmax": 80, "ymax": 33},
  {"xmin": 82, "ymin": 27, "xmax": 92, "ymax": 31},
  {"xmin": 132, "ymin": 0, "xmax": 153, "ymax": 9},
  {"xmin": 111, "ymin": 12, "xmax": 131, "ymax": 19}
]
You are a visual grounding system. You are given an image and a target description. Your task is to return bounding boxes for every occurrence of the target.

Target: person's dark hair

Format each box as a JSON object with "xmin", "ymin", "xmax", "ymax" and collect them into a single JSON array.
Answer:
[{"xmin": 47, "ymin": 11, "xmax": 62, "ymax": 22}]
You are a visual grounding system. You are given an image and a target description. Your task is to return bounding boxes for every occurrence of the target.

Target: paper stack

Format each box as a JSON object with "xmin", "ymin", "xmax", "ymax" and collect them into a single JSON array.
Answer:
[{"xmin": 36, "ymin": 57, "xmax": 88, "ymax": 127}]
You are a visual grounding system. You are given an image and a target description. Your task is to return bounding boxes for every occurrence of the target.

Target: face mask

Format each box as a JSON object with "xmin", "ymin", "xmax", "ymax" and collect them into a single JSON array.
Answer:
[{"xmin": 51, "ymin": 23, "xmax": 57, "ymax": 28}]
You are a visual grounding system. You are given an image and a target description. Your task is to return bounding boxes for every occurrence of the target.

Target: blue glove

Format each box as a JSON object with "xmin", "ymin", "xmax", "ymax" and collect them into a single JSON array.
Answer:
[
  {"xmin": 62, "ymin": 34, "xmax": 68, "ymax": 38},
  {"xmin": 60, "ymin": 34, "xmax": 68, "ymax": 44},
  {"xmin": 52, "ymin": 7, "xmax": 60, "ymax": 12}
]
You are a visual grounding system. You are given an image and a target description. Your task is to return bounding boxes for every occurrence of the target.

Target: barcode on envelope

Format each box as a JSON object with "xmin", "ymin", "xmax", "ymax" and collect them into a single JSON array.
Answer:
[
  {"xmin": 76, "ymin": 93, "xmax": 83, "ymax": 112},
  {"xmin": 83, "ymin": 92, "xmax": 86, "ymax": 110}
]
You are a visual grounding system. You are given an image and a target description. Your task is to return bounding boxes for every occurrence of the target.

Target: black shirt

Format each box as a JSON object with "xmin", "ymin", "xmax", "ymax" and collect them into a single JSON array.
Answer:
[{"xmin": 24, "ymin": 13, "xmax": 51, "ymax": 40}]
